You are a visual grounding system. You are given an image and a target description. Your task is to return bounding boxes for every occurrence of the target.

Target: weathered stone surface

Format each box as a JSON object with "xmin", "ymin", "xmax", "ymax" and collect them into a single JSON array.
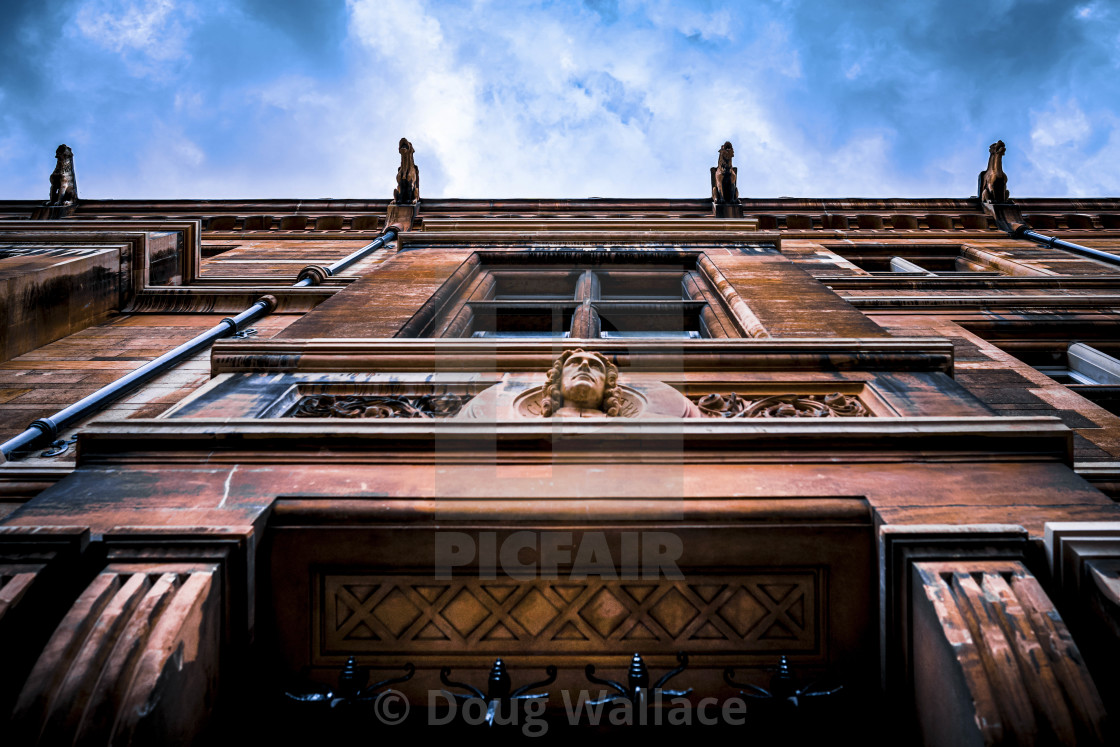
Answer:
[{"xmin": 912, "ymin": 560, "xmax": 1107, "ymax": 745}]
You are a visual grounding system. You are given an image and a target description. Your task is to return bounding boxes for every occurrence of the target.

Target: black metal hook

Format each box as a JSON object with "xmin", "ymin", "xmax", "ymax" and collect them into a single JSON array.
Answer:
[
  {"xmin": 285, "ymin": 656, "xmax": 415, "ymax": 709},
  {"xmin": 584, "ymin": 652, "xmax": 691, "ymax": 707},
  {"xmin": 724, "ymin": 655, "xmax": 842, "ymax": 708},
  {"xmin": 439, "ymin": 658, "xmax": 557, "ymax": 727}
]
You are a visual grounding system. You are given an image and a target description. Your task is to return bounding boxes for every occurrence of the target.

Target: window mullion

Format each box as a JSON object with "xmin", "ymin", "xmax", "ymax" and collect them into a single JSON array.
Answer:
[{"xmin": 570, "ymin": 270, "xmax": 601, "ymax": 338}]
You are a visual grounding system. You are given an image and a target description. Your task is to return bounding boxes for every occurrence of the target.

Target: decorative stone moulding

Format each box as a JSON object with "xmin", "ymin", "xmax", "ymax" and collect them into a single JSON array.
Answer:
[
  {"xmin": 282, "ymin": 388, "xmax": 873, "ymax": 420},
  {"xmin": 691, "ymin": 392, "xmax": 870, "ymax": 418},
  {"xmin": 289, "ymin": 393, "xmax": 473, "ymax": 419}
]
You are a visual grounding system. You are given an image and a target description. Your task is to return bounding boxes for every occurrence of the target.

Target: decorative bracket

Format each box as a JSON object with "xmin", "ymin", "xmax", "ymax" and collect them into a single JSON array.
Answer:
[{"xmin": 879, "ymin": 523, "xmax": 1029, "ymax": 693}]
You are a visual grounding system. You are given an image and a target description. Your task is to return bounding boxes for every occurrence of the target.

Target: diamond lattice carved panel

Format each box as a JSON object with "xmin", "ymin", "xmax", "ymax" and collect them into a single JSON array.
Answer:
[{"xmin": 317, "ymin": 573, "xmax": 819, "ymax": 660}]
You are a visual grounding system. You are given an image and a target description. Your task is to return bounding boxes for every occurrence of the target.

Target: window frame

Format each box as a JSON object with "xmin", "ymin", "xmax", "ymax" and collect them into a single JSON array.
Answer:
[{"xmin": 413, "ymin": 250, "xmax": 745, "ymax": 340}]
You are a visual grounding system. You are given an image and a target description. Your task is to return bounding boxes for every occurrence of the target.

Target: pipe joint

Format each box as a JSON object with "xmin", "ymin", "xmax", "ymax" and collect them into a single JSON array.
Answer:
[
  {"xmin": 256, "ymin": 294, "xmax": 279, "ymax": 314},
  {"xmin": 28, "ymin": 418, "xmax": 59, "ymax": 440},
  {"xmin": 297, "ymin": 265, "xmax": 332, "ymax": 285}
]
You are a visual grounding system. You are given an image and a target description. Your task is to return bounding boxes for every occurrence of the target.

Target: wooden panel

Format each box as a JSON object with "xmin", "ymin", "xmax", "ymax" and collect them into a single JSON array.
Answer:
[{"xmin": 316, "ymin": 571, "xmax": 820, "ymax": 660}]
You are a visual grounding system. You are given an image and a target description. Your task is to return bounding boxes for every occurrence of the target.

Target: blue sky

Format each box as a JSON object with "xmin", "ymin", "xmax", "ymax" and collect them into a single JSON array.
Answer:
[{"xmin": 2, "ymin": 0, "xmax": 1119, "ymax": 199}]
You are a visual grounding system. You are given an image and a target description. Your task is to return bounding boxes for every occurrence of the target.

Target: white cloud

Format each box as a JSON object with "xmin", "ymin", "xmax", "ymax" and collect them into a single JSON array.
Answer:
[
  {"xmin": 73, "ymin": 0, "xmax": 196, "ymax": 76},
  {"xmin": 1030, "ymin": 98, "xmax": 1091, "ymax": 148},
  {"xmin": 630, "ymin": 0, "xmax": 737, "ymax": 41},
  {"xmin": 1024, "ymin": 98, "xmax": 1120, "ymax": 196}
]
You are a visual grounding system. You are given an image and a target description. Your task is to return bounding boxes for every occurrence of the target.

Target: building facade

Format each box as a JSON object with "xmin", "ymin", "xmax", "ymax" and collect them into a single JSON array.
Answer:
[{"xmin": 0, "ymin": 142, "xmax": 1118, "ymax": 743}]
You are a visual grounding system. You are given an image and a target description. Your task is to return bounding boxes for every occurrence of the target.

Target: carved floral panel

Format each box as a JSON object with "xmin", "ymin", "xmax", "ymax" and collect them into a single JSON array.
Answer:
[
  {"xmin": 288, "ymin": 393, "xmax": 473, "ymax": 419},
  {"xmin": 690, "ymin": 392, "xmax": 870, "ymax": 418}
]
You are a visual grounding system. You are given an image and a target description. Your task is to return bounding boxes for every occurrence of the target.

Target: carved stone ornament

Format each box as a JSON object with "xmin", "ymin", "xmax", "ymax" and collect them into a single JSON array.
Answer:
[
  {"xmin": 978, "ymin": 139, "xmax": 1010, "ymax": 205},
  {"xmin": 393, "ymin": 137, "xmax": 419, "ymax": 204},
  {"xmin": 288, "ymin": 393, "xmax": 472, "ymax": 419},
  {"xmin": 711, "ymin": 141, "xmax": 738, "ymax": 205},
  {"xmin": 541, "ymin": 348, "xmax": 621, "ymax": 417},
  {"xmin": 455, "ymin": 351, "xmax": 702, "ymax": 419},
  {"xmin": 691, "ymin": 392, "xmax": 870, "ymax": 418},
  {"xmin": 513, "ymin": 383, "xmax": 645, "ymax": 419},
  {"xmin": 48, "ymin": 144, "xmax": 78, "ymax": 206}
]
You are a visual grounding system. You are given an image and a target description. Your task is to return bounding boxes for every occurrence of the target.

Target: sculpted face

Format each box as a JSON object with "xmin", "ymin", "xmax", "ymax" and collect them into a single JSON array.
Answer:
[{"xmin": 560, "ymin": 351, "xmax": 608, "ymax": 410}]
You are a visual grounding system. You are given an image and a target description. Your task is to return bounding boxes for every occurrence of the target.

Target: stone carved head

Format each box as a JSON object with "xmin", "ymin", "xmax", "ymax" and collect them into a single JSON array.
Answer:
[
  {"xmin": 541, "ymin": 349, "xmax": 621, "ymax": 417},
  {"xmin": 719, "ymin": 141, "xmax": 734, "ymax": 166}
]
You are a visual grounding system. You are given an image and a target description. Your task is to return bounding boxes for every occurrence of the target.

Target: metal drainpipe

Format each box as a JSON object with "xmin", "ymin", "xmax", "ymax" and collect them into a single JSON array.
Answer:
[
  {"xmin": 0, "ymin": 226, "xmax": 398, "ymax": 461},
  {"xmin": 1011, "ymin": 224, "xmax": 1120, "ymax": 269}
]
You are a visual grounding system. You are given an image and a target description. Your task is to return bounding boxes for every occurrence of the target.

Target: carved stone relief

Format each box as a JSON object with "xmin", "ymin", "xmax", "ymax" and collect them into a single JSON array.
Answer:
[
  {"xmin": 393, "ymin": 137, "xmax": 419, "ymax": 205},
  {"xmin": 316, "ymin": 572, "xmax": 818, "ymax": 661},
  {"xmin": 48, "ymin": 144, "xmax": 78, "ymax": 207},
  {"xmin": 711, "ymin": 141, "xmax": 738, "ymax": 205},
  {"xmin": 513, "ymin": 386, "xmax": 645, "ymax": 419},
  {"xmin": 692, "ymin": 392, "xmax": 870, "ymax": 418},
  {"xmin": 541, "ymin": 349, "xmax": 621, "ymax": 417},
  {"xmin": 288, "ymin": 393, "xmax": 472, "ymax": 419},
  {"xmin": 978, "ymin": 139, "xmax": 1010, "ymax": 205}
]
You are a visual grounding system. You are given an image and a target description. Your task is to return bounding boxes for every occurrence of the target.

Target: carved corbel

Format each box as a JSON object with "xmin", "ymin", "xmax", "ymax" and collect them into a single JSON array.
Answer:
[
  {"xmin": 880, "ymin": 524, "xmax": 1109, "ymax": 745},
  {"xmin": 8, "ymin": 527, "xmax": 253, "ymax": 745},
  {"xmin": 1046, "ymin": 522, "xmax": 1120, "ymax": 692},
  {"xmin": 0, "ymin": 527, "xmax": 91, "ymax": 718},
  {"xmin": 912, "ymin": 560, "xmax": 1107, "ymax": 745},
  {"xmin": 1046, "ymin": 522, "xmax": 1120, "ymax": 609}
]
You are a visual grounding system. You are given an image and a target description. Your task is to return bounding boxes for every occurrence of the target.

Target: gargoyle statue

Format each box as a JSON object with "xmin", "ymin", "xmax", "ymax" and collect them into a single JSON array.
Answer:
[
  {"xmin": 978, "ymin": 140, "xmax": 1009, "ymax": 204},
  {"xmin": 393, "ymin": 137, "xmax": 419, "ymax": 204},
  {"xmin": 711, "ymin": 141, "xmax": 738, "ymax": 205},
  {"xmin": 48, "ymin": 144, "xmax": 78, "ymax": 206}
]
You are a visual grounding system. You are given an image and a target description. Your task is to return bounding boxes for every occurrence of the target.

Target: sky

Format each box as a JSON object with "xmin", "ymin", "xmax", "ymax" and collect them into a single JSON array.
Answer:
[{"xmin": 1, "ymin": 0, "xmax": 1119, "ymax": 200}]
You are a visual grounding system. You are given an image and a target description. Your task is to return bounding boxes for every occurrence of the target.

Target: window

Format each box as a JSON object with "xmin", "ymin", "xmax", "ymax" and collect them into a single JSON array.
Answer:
[
  {"xmin": 1036, "ymin": 343, "xmax": 1120, "ymax": 386},
  {"xmin": 960, "ymin": 318, "xmax": 1120, "ymax": 415},
  {"xmin": 824, "ymin": 244, "xmax": 1009, "ymax": 276},
  {"xmin": 420, "ymin": 251, "xmax": 738, "ymax": 339}
]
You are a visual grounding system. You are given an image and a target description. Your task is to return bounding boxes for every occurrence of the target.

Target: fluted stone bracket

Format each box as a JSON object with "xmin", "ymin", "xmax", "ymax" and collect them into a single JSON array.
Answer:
[
  {"xmin": 912, "ymin": 560, "xmax": 1108, "ymax": 746},
  {"xmin": 7, "ymin": 527, "xmax": 254, "ymax": 745},
  {"xmin": 9, "ymin": 562, "xmax": 222, "ymax": 745},
  {"xmin": 101, "ymin": 527, "xmax": 256, "ymax": 649},
  {"xmin": 0, "ymin": 526, "xmax": 90, "ymax": 624},
  {"xmin": 1046, "ymin": 522, "xmax": 1120, "ymax": 694},
  {"xmin": 0, "ymin": 527, "xmax": 91, "ymax": 717},
  {"xmin": 1046, "ymin": 522, "xmax": 1120, "ymax": 602},
  {"xmin": 878, "ymin": 524, "xmax": 1030, "ymax": 693}
]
